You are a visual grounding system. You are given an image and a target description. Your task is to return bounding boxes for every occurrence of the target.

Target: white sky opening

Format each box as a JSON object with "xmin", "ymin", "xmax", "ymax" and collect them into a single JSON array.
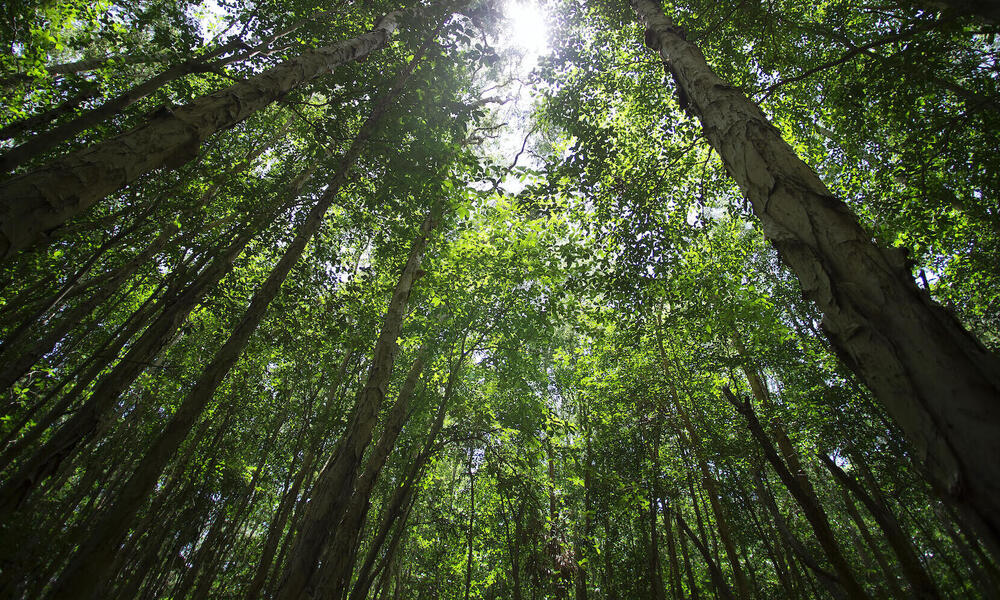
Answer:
[{"xmin": 503, "ymin": 0, "xmax": 550, "ymax": 71}]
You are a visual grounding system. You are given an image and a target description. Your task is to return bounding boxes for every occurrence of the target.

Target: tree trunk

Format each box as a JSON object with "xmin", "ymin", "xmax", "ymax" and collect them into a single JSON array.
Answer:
[
  {"xmin": 726, "ymin": 389, "xmax": 869, "ymax": 600},
  {"xmin": 751, "ymin": 469, "xmax": 844, "ymax": 599},
  {"xmin": 838, "ymin": 486, "xmax": 908, "ymax": 600},
  {"xmin": 654, "ymin": 322, "xmax": 750, "ymax": 599},
  {"xmin": 0, "ymin": 14, "xmax": 402, "ymax": 257},
  {"xmin": 464, "ymin": 447, "xmax": 477, "ymax": 600},
  {"xmin": 0, "ymin": 55, "xmax": 223, "ymax": 173},
  {"xmin": 0, "ymin": 87, "xmax": 98, "ymax": 141},
  {"xmin": 274, "ymin": 195, "xmax": 438, "ymax": 599},
  {"xmin": 676, "ymin": 511, "xmax": 737, "ymax": 600},
  {"xmin": 309, "ymin": 344, "xmax": 431, "ymax": 598},
  {"xmin": 0, "ymin": 218, "xmax": 259, "ymax": 516},
  {"xmin": 633, "ymin": 0, "xmax": 1000, "ymax": 555},
  {"xmin": 820, "ymin": 453, "xmax": 941, "ymax": 599},
  {"xmin": 348, "ymin": 358, "xmax": 459, "ymax": 600},
  {"xmin": 41, "ymin": 56, "xmax": 422, "ymax": 597}
]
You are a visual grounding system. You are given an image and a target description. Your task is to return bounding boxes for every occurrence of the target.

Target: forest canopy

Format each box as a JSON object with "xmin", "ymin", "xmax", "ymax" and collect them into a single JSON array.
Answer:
[{"xmin": 1, "ymin": 0, "xmax": 999, "ymax": 598}]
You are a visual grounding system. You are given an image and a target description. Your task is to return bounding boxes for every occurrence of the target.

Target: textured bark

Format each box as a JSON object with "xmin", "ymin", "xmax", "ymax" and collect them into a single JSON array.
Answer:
[
  {"xmin": 820, "ymin": 453, "xmax": 941, "ymax": 599},
  {"xmin": 309, "ymin": 345, "xmax": 430, "ymax": 599},
  {"xmin": 275, "ymin": 214, "xmax": 436, "ymax": 600},
  {"xmin": 727, "ymin": 389, "xmax": 869, "ymax": 600},
  {"xmin": 0, "ymin": 15, "xmax": 400, "ymax": 258},
  {"xmin": 633, "ymin": 0, "xmax": 1000, "ymax": 554}
]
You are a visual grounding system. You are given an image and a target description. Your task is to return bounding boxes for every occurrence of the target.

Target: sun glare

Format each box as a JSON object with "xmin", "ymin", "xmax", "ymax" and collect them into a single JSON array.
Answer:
[{"xmin": 505, "ymin": 0, "xmax": 550, "ymax": 66}]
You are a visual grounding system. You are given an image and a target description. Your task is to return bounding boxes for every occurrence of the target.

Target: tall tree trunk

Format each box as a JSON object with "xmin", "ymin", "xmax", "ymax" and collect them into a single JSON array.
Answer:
[
  {"xmin": 632, "ymin": 0, "xmax": 1000, "ymax": 554},
  {"xmin": 838, "ymin": 485, "xmax": 908, "ymax": 600},
  {"xmin": 820, "ymin": 453, "xmax": 941, "ymax": 599},
  {"xmin": 464, "ymin": 446, "xmax": 477, "ymax": 600},
  {"xmin": 676, "ymin": 511, "xmax": 737, "ymax": 600},
  {"xmin": 0, "ymin": 217, "xmax": 261, "ymax": 516},
  {"xmin": 0, "ymin": 13, "xmax": 403, "ymax": 258},
  {"xmin": 348, "ymin": 358, "xmax": 459, "ymax": 600},
  {"xmin": 654, "ymin": 321, "xmax": 750, "ymax": 598},
  {"xmin": 309, "ymin": 344, "xmax": 431, "ymax": 598},
  {"xmin": 274, "ymin": 204, "xmax": 438, "ymax": 599},
  {"xmin": 751, "ymin": 469, "xmax": 844, "ymax": 599},
  {"xmin": 41, "ymin": 50, "xmax": 425, "ymax": 598},
  {"xmin": 726, "ymin": 389, "xmax": 869, "ymax": 600},
  {"xmin": 0, "ymin": 44, "xmax": 235, "ymax": 173}
]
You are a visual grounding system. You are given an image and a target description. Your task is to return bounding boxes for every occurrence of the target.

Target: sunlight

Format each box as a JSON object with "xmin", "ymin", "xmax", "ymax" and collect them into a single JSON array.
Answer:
[{"xmin": 504, "ymin": 0, "xmax": 550, "ymax": 68}]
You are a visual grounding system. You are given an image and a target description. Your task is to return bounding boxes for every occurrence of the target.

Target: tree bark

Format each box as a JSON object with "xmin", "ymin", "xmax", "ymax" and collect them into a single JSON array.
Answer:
[
  {"xmin": 309, "ymin": 344, "xmax": 431, "ymax": 598},
  {"xmin": 751, "ymin": 469, "xmax": 844, "ymax": 599},
  {"xmin": 348, "ymin": 358, "xmax": 459, "ymax": 600},
  {"xmin": 726, "ymin": 389, "xmax": 869, "ymax": 600},
  {"xmin": 820, "ymin": 453, "xmax": 941, "ymax": 599},
  {"xmin": 274, "ymin": 209, "xmax": 437, "ymax": 599},
  {"xmin": 632, "ymin": 0, "xmax": 1000, "ymax": 555},
  {"xmin": 0, "ymin": 14, "xmax": 401, "ymax": 258}
]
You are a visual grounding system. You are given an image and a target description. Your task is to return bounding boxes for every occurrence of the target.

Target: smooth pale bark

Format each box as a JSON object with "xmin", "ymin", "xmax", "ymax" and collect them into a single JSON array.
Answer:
[
  {"xmin": 0, "ymin": 14, "xmax": 400, "ymax": 258},
  {"xmin": 632, "ymin": 0, "xmax": 1000, "ymax": 554},
  {"xmin": 820, "ymin": 453, "xmax": 941, "ymax": 599},
  {"xmin": 726, "ymin": 389, "xmax": 869, "ymax": 600}
]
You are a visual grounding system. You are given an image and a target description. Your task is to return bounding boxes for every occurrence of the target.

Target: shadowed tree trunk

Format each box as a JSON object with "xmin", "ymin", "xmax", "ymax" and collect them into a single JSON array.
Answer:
[
  {"xmin": 820, "ymin": 452, "xmax": 941, "ymax": 599},
  {"xmin": 0, "ymin": 14, "xmax": 403, "ymax": 258},
  {"xmin": 40, "ymin": 49, "xmax": 428, "ymax": 599},
  {"xmin": 274, "ymin": 212, "xmax": 437, "ymax": 599},
  {"xmin": 726, "ymin": 388, "xmax": 869, "ymax": 600},
  {"xmin": 632, "ymin": 0, "xmax": 1000, "ymax": 556}
]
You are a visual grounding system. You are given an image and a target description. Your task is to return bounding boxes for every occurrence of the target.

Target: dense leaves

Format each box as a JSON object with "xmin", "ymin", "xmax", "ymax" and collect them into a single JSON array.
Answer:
[{"xmin": 1, "ymin": 0, "xmax": 999, "ymax": 599}]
